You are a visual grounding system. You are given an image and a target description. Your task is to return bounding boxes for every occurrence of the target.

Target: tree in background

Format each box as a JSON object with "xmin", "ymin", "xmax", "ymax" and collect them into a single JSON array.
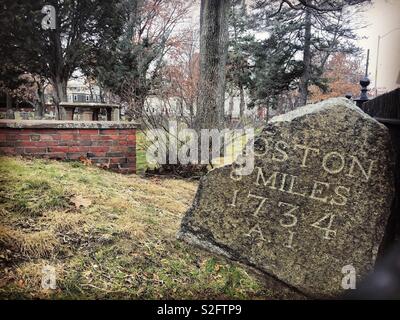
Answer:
[
  {"xmin": 309, "ymin": 53, "xmax": 363, "ymax": 102},
  {"xmin": 246, "ymin": 13, "xmax": 304, "ymax": 113},
  {"xmin": 226, "ymin": 0, "xmax": 254, "ymax": 121},
  {"xmin": 262, "ymin": 0, "xmax": 370, "ymax": 12},
  {"xmin": 0, "ymin": 73, "xmax": 48, "ymax": 119},
  {"xmin": 252, "ymin": 0, "xmax": 369, "ymax": 107},
  {"xmin": 91, "ymin": 0, "xmax": 192, "ymax": 121},
  {"xmin": 158, "ymin": 29, "xmax": 200, "ymax": 127},
  {"xmin": 195, "ymin": 0, "xmax": 230, "ymax": 131},
  {"xmin": 0, "ymin": 0, "xmax": 121, "ymax": 119}
]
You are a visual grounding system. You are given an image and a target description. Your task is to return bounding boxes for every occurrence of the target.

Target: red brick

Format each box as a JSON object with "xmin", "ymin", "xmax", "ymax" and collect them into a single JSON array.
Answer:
[
  {"xmin": 91, "ymin": 140, "xmax": 114, "ymax": 146},
  {"xmin": 58, "ymin": 129, "xmax": 79, "ymax": 134},
  {"xmin": 108, "ymin": 146, "xmax": 128, "ymax": 152},
  {"xmin": 107, "ymin": 135, "xmax": 121, "ymax": 141},
  {"xmin": 100, "ymin": 129, "xmax": 119, "ymax": 135},
  {"xmin": 0, "ymin": 141, "xmax": 14, "ymax": 147},
  {"xmin": 37, "ymin": 134, "xmax": 61, "ymax": 141},
  {"xmin": 90, "ymin": 146, "xmax": 109, "ymax": 153},
  {"xmin": 59, "ymin": 134, "xmax": 76, "ymax": 140},
  {"xmin": 69, "ymin": 146, "xmax": 90, "ymax": 153},
  {"xmin": 49, "ymin": 146, "xmax": 70, "ymax": 153},
  {"xmin": 16, "ymin": 141, "xmax": 58, "ymax": 147},
  {"xmin": 86, "ymin": 135, "xmax": 105, "ymax": 141},
  {"xmin": 79, "ymin": 129, "xmax": 99, "ymax": 135},
  {"xmin": 95, "ymin": 135, "xmax": 114, "ymax": 141},
  {"xmin": 0, "ymin": 147, "xmax": 16, "ymax": 154},
  {"xmin": 116, "ymin": 135, "xmax": 128, "ymax": 141},
  {"xmin": 15, "ymin": 147, "xmax": 24, "ymax": 154},
  {"xmin": 67, "ymin": 152, "xmax": 87, "ymax": 160},
  {"xmin": 127, "ymin": 157, "xmax": 136, "ymax": 163},
  {"xmin": 119, "ymin": 162, "xmax": 135, "ymax": 168},
  {"xmin": 109, "ymin": 157, "xmax": 127, "ymax": 164},
  {"xmin": 0, "ymin": 126, "xmax": 136, "ymax": 175},
  {"xmin": 44, "ymin": 152, "xmax": 67, "ymax": 159},
  {"xmin": 58, "ymin": 140, "xmax": 80, "ymax": 146},
  {"xmin": 19, "ymin": 129, "xmax": 41, "ymax": 134},
  {"xmin": 88, "ymin": 152, "xmax": 106, "ymax": 157},
  {"xmin": 127, "ymin": 135, "xmax": 136, "ymax": 142},
  {"xmin": 24, "ymin": 147, "xmax": 48, "ymax": 154},
  {"xmin": 17, "ymin": 135, "xmax": 32, "ymax": 141},
  {"xmin": 6, "ymin": 135, "xmax": 18, "ymax": 141},
  {"xmin": 106, "ymin": 151, "xmax": 124, "ymax": 157},
  {"xmin": 76, "ymin": 140, "xmax": 92, "ymax": 146},
  {"xmin": 35, "ymin": 129, "xmax": 59, "ymax": 134},
  {"xmin": 91, "ymin": 158, "xmax": 111, "ymax": 164},
  {"xmin": 118, "ymin": 129, "xmax": 135, "ymax": 135}
]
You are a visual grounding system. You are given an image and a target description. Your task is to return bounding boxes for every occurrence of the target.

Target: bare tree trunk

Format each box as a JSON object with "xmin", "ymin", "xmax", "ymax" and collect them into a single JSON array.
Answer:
[
  {"xmin": 126, "ymin": 94, "xmax": 146, "ymax": 121},
  {"xmin": 299, "ymin": 6, "xmax": 312, "ymax": 107},
  {"xmin": 239, "ymin": 84, "xmax": 245, "ymax": 117},
  {"xmin": 5, "ymin": 92, "xmax": 14, "ymax": 119},
  {"xmin": 52, "ymin": 77, "xmax": 67, "ymax": 120},
  {"xmin": 195, "ymin": 0, "xmax": 230, "ymax": 131},
  {"xmin": 228, "ymin": 95, "xmax": 234, "ymax": 121}
]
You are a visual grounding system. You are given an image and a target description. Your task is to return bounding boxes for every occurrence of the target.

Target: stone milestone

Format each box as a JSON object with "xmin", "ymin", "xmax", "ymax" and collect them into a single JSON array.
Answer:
[{"xmin": 178, "ymin": 98, "xmax": 395, "ymax": 297}]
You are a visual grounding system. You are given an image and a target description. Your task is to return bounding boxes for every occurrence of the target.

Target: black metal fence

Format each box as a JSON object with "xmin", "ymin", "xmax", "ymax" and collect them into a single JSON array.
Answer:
[
  {"xmin": 361, "ymin": 89, "xmax": 400, "ymax": 250},
  {"xmin": 346, "ymin": 88, "xmax": 400, "ymax": 299}
]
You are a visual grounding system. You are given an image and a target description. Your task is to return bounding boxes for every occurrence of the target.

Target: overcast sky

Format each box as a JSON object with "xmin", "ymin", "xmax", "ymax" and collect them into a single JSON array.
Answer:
[{"xmin": 358, "ymin": 0, "xmax": 400, "ymax": 92}]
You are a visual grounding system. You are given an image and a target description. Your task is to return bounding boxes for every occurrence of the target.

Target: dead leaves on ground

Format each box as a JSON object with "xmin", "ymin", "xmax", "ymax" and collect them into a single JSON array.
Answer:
[
  {"xmin": 79, "ymin": 157, "xmax": 92, "ymax": 166},
  {"xmin": 70, "ymin": 195, "xmax": 92, "ymax": 210}
]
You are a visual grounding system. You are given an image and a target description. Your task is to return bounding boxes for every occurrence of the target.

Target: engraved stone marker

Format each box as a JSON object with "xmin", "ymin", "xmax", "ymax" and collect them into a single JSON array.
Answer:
[{"xmin": 178, "ymin": 98, "xmax": 395, "ymax": 297}]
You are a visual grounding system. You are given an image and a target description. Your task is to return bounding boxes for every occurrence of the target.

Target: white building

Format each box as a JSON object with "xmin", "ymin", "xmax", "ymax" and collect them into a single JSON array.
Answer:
[{"xmin": 66, "ymin": 79, "xmax": 102, "ymax": 103}]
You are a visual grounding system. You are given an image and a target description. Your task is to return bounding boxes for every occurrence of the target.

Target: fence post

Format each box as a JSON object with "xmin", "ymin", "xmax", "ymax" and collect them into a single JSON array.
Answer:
[{"xmin": 354, "ymin": 76, "xmax": 371, "ymax": 108}]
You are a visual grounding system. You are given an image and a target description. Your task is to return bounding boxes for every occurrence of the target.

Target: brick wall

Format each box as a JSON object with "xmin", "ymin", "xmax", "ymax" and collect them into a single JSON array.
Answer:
[{"xmin": 0, "ymin": 120, "xmax": 137, "ymax": 174}]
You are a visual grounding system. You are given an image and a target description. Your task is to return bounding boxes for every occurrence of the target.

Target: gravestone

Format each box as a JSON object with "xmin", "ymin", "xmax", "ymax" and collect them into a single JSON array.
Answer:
[{"xmin": 178, "ymin": 98, "xmax": 395, "ymax": 298}]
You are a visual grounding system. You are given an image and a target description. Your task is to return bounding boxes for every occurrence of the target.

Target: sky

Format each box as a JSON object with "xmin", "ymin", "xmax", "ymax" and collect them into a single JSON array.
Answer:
[{"xmin": 357, "ymin": 0, "xmax": 400, "ymax": 93}]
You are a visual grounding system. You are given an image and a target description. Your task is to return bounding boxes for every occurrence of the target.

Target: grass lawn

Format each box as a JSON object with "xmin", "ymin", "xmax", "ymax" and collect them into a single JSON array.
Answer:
[
  {"xmin": 0, "ymin": 156, "xmax": 268, "ymax": 299},
  {"xmin": 135, "ymin": 129, "xmax": 254, "ymax": 173},
  {"xmin": 135, "ymin": 131, "xmax": 152, "ymax": 174}
]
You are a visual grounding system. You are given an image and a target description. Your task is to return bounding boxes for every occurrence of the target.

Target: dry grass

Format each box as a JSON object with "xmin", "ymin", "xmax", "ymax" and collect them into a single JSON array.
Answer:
[{"xmin": 0, "ymin": 156, "xmax": 267, "ymax": 299}]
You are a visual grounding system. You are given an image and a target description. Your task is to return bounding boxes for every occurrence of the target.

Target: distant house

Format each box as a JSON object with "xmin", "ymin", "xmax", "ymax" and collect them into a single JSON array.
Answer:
[
  {"xmin": 66, "ymin": 79, "xmax": 103, "ymax": 103},
  {"xmin": 43, "ymin": 79, "xmax": 106, "ymax": 105}
]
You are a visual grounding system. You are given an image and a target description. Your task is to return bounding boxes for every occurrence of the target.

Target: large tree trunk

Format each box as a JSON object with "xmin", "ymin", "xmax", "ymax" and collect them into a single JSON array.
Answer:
[
  {"xmin": 195, "ymin": 0, "xmax": 230, "ymax": 131},
  {"xmin": 299, "ymin": 6, "xmax": 312, "ymax": 107},
  {"xmin": 52, "ymin": 77, "xmax": 67, "ymax": 120},
  {"xmin": 35, "ymin": 81, "xmax": 46, "ymax": 119},
  {"xmin": 51, "ymin": 21, "xmax": 68, "ymax": 120}
]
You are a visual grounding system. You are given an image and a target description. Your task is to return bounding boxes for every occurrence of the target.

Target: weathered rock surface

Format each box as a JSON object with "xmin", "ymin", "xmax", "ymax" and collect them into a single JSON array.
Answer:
[{"xmin": 178, "ymin": 98, "xmax": 395, "ymax": 298}]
